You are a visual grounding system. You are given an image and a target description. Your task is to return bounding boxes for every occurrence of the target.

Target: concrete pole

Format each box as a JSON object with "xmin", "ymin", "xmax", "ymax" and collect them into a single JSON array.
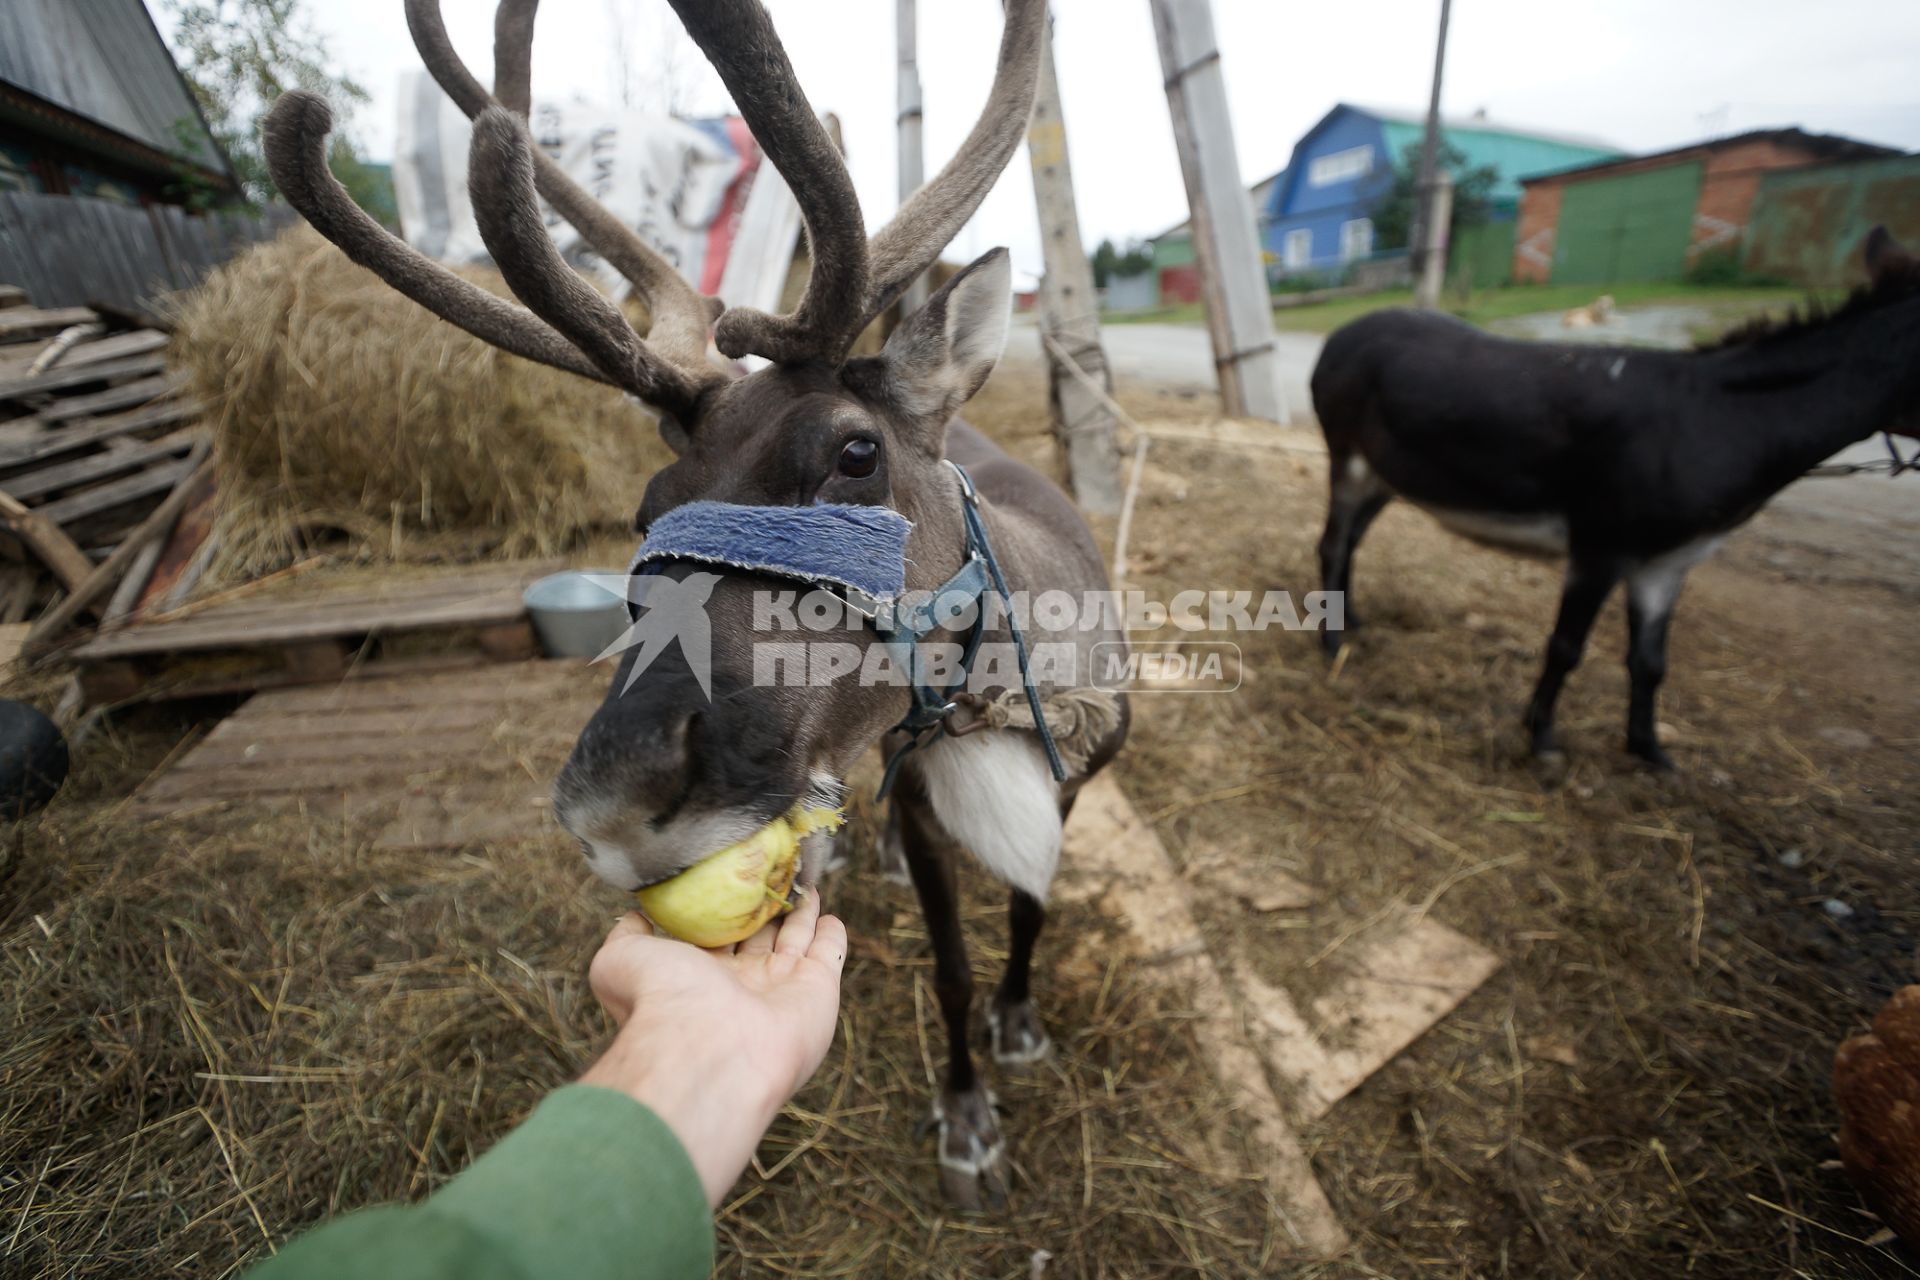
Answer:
[
  {"xmin": 1409, "ymin": 0, "xmax": 1453, "ymax": 300},
  {"xmin": 1413, "ymin": 168, "xmax": 1453, "ymax": 309},
  {"xmin": 1026, "ymin": 11, "xmax": 1122, "ymax": 514},
  {"xmin": 896, "ymin": 0, "xmax": 929, "ymax": 315},
  {"xmin": 1148, "ymin": 0, "xmax": 1287, "ymax": 423}
]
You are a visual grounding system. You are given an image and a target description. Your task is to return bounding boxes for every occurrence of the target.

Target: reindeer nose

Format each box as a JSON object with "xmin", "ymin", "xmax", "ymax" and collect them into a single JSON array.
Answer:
[{"xmin": 556, "ymin": 697, "xmax": 700, "ymax": 838}]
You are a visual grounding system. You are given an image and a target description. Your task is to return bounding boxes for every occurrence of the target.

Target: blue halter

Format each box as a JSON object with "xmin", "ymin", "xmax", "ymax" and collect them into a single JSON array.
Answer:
[{"xmin": 625, "ymin": 462, "xmax": 1067, "ymax": 802}]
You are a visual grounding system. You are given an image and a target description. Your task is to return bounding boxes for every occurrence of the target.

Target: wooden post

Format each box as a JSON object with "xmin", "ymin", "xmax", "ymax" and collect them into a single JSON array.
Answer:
[
  {"xmin": 1409, "ymin": 0, "xmax": 1454, "ymax": 299},
  {"xmin": 1149, "ymin": 0, "xmax": 1287, "ymax": 424},
  {"xmin": 1414, "ymin": 169, "xmax": 1454, "ymax": 309},
  {"xmin": 1026, "ymin": 12, "xmax": 1122, "ymax": 515},
  {"xmin": 896, "ymin": 0, "xmax": 930, "ymax": 316}
]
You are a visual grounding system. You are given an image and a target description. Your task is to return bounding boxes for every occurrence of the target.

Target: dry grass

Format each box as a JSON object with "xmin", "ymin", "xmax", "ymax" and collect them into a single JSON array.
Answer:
[
  {"xmin": 1, "ymin": 350, "xmax": 1916, "ymax": 1277},
  {"xmin": 169, "ymin": 227, "xmax": 673, "ymax": 592}
]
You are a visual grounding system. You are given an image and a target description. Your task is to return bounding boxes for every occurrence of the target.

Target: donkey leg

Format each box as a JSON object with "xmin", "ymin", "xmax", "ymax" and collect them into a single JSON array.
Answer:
[
  {"xmin": 1318, "ymin": 455, "xmax": 1392, "ymax": 657},
  {"xmin": 895, "ymin": 782, "xmax": 1009, "ymax": 1211},
  {"xmin": 1523, "ymin": 557, "xmax": 1621, "ymax": 758},
  {"xmin": 1623, "ymin": 568, "xmax": 1686, "ymax": 770},
  {"xmin": 990, "ymin": 890, "xmax": 1050, "ymax": 1064}
]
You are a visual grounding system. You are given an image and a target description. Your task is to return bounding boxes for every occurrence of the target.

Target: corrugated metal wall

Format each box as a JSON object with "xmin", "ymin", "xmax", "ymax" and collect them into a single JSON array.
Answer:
[
  {"xmin": 0, "ymin": 192, "xmax": 291, "ymax": 310},
  {"xmin": 1551, "ymin": 161, "xmax": 1703, "ymax": 284},
  {"xmin": 1744, "ymin": 156, "xmax": 1920, "ymax": 286}
]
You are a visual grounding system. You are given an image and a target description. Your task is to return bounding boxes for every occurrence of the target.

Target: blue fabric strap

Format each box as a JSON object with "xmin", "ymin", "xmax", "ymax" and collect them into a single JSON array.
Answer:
[{"xmin": 629, "ymin": 500, "xmax": 912, "ymax": 601}]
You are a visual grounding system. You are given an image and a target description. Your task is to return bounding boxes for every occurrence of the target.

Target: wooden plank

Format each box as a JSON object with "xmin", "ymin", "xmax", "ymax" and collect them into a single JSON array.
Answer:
[
  {"xmin": 251, "ymin": 658, "xmax": 590, "ymax": 714},
  {"xmin": 74, "ymin": 565, "xmax": 558, "ymax": 660},
  {"xmin": 36, "ymin": 457, "xmax": 193, "ymax": 528},
  {"xmin": 57, "ymin": 330, "xmax": 170, "ymax": 369},
  {"xmin": 0, "ymin": 307, "xmax": 97, "ymax": 341},
  {"xmin": 0, "ymin": 351, "xmax": 167, "ymax": 401},
  {"xmin": 0, "ymin": 488, "xmax": 92, "ymax": 591},
  {"xmin": 130, "ymin": 465, "xmax": 218, "ymax": 613},
  {"xmin": 138, "ymin": 758, "xmax": 462, "ymax": 803},
  {"xmin": 38, "ymin": 372, "xmax": 183, "ymax": 425},
  {"xmin": 0, "ymin": 397, "xmax": 199, "ymax": 469},
  {"xmin": 25, "ymin": 449, "xmax": 211, "ymax": 653},
  {"xmin": 129, "ymin": 660, "xmax": 600, "ymax": 846},
  {"xmin": 1055, "ymin": 775, "xmax": 1349, "ymax": 1255},
  {"xmin": 198, "ymin": 705, "xmax": 508, "ymax": 745},
  {"xmin": 1230, "ymin": 911, "xmax": 1500, "ymax": 1122},
  {"xmin": 2, "ymin": 428, "xmax": 201, "ymax": 502},
  {"xmin": 0, "ymin": 330, "xmax": 166, "ymax": 385},
  {"xmin": 121, "ymin": 564, "xmax": 548, "ymax": 626},
  {"xmin": 0, "ymin": 286, "xmax": 28, "ymax": 310}
]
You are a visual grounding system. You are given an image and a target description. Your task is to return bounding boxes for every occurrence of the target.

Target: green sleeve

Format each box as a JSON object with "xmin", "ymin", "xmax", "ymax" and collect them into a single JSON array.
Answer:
[{"xmin": 250, "ymin": 1084, "xmax": 713, "ymax": 1280}]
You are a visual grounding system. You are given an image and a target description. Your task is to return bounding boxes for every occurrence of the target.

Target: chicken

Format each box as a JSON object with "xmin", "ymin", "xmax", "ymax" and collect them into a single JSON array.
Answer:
[{"xmin": 1836, "ymin": 985, "xmax": 1920, "ymax": 1247}]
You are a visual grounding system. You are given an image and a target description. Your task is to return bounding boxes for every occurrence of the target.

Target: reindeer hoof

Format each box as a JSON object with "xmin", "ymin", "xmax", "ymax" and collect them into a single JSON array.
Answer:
[
  {"xmin": 990, "ymin": 999, "xmax": 1052, "ymax": 1066},
  {"xmin": 931, "ymin": 1088, "xmax": 1009, "ymax": 1212}
]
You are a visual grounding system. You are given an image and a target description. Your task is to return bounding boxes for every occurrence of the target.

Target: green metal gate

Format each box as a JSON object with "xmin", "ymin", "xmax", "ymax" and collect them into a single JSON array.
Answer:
[{"xmin": 1551, "ymin": 161, "xmax": 1702, "ymax": 284}]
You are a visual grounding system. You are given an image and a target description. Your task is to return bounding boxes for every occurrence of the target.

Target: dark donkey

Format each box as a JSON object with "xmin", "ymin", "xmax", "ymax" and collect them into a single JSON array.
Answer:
[
  {"xmin": 1314, "ymin": 228, "xmax": 1920, "ymax": 767},
  {"xmin": 265, "ymin": 0, "xmax": 1126, "ymax": 1210}
]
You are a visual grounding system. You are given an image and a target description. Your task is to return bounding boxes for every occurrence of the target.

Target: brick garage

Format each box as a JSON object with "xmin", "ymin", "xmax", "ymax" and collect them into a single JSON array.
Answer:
[{"xmin": 1511, "ymin": 128, "xmax": 1898, "ymax": 284}]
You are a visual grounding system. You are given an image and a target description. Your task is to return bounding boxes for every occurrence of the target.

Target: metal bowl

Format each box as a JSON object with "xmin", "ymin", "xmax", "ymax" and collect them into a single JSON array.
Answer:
[{"xmin": 522, "ymin": 570, "xmax": 632, "ymax": 659}]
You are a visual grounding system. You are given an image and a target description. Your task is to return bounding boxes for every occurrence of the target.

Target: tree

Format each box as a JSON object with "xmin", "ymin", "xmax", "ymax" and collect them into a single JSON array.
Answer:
[
  {"xmin": 1371, "ymin": 141, "xmax": 1498, "ymax": 253},
  {"xmin": 162, "ymin": 0, "xmax": 388, "ymax": 218},
  {"xmin": 1090, "ymin": 237, "xmax": 1154, "ymax": 288}
]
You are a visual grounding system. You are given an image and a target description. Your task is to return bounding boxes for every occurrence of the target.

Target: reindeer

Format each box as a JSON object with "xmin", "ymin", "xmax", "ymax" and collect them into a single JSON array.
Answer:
[
  {"xmin": 1313, "ymin": 228, "xmax": 1920, "ymax": 768},
  {"xmin": 263, "ymin": 0, "xmax": 1127, "ymax": 1210}
]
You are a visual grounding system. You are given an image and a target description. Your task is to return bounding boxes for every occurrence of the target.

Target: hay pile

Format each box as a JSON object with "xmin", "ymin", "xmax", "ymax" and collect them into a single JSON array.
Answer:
[{"xmin": 171, "ymin": 227, "xmax": 673, "ymax": 588}]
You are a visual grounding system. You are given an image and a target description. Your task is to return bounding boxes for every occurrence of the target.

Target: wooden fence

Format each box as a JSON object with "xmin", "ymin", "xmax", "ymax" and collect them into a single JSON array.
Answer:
[{"xmin": 0, "ymin": 193, "xmax": 295, "ymax": 313}]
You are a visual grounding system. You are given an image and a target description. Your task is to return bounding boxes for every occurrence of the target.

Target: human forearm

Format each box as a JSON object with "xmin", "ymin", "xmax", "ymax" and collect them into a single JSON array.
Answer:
[{"xmin": 581, "ymin": 1022, "xmax": 787, "ymax": 1207}]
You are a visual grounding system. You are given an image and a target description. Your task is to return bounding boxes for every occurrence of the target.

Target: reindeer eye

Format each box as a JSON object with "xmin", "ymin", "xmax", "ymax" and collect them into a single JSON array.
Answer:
[{"xmin": 837, "ymin": 438, "xmax": 880, "ymax": 478}]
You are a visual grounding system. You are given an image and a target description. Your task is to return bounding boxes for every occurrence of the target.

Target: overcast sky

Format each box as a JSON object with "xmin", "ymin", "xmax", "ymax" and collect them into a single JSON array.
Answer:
[{"xmin": 164, "ymin": 0, "xmax": 1920, "ymax": 281}]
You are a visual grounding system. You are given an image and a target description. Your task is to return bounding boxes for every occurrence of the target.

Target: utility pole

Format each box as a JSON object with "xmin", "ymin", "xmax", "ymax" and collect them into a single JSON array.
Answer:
[
  {"xmin": 1409, "ymin": 0, "xmax": 1454, "ymax": 305},
  {"xmin": 896, "ymin": 0, "xmax": 929, "ymax": 315},
  {"xmin": 1149, "ymin": 0, "xmax": 1286, "ymax": 423},
  {"xmin": 1413, "ymin": 168, "xmax": 1453, "ymax": 308},
  {"xmin": 1026, "ymin": 10, "xmax": 1121, "ymax": 514}
]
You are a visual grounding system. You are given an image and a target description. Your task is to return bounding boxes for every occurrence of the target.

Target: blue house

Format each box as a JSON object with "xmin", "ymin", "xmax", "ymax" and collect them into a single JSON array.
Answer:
[{"xmin": 1262, "ymin": 104, "xmax": 1621, "ymax": 280}]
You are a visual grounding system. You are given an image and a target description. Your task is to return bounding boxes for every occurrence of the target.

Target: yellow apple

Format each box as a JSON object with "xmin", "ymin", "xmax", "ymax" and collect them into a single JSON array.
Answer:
[{"xmin": 635, "ymin": 804, "xmax": 845, "ymax": 947}]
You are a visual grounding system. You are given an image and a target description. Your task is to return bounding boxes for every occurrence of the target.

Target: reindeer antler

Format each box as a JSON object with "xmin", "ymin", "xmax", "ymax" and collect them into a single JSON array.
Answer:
[
  {"xmin": 262, "ymin": 92, "xmax": 610, "ymax": 386},
  {"xmin": 668, "ymin": 0, "xmax": 1045, "ymax": 366},
  {"xmin": 266, "ymin": 0, "xmax": 1041, "ymax": 417},
  {"xmin": 403, "ymin": 0, "xmax": 721, "ymax": 384}
]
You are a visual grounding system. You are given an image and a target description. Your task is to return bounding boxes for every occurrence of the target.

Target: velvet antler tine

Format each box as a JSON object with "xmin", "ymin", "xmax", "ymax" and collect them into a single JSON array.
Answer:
[
  {"xmin": 468, "ymin": 109, "xmax": 712, "ymax": 417},
  {"xmin": 664, "ymin": 0, "xmax": 871, "ymax": 365},
  {"xmin": 263, "ymin": 92, "xmax": 609, "ymax": 384},
  {"xmin": 863, "ymin": 0, "xmax": 1044, "ymax": 322},
  {"xmin": 493, "ymin": 0, "xmax": 538, "ymax": 119},
  {"xmin": 403, "ymin": 0, "xmax": 718, "ymax": 373}
]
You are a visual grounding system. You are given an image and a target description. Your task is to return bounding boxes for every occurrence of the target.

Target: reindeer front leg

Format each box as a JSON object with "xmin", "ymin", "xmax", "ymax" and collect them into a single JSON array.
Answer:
[{"xmin": 893, "ymin": 775, "xmax": 1011, "ymax": 1211}]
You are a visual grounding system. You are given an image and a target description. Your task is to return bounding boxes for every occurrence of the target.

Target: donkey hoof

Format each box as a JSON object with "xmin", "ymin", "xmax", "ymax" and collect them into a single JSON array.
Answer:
[
  {"xmin": 931, "ymin": 1088, "xmax": 1010, "ymax": 1212},
  {"xmin": 990, "ymin": 999, "xmax": 1052, "ymax": 1066},
  {"xmin": 1629, "ymin": 740, "xmax": 1675, "ymax": 772}
]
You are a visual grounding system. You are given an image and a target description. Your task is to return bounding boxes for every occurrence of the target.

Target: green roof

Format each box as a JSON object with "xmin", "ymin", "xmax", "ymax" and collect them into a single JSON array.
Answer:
[{"xmin": 1377, "ymin": 115, "xmax": 1620, "ymax": 202}]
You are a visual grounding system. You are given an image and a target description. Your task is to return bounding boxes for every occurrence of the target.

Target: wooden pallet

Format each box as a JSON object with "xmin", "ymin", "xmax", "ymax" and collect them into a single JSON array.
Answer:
[
  {"xmin": 127, "ymin": 659, "xmax": 608, "ymax": 848},
  {"xmin": 70, "ymin": 559, "xmax": 562, "ymax": 705},
  {"xmin": 0, "ymin": 295, "xmax": 205, "ymax": 620}
]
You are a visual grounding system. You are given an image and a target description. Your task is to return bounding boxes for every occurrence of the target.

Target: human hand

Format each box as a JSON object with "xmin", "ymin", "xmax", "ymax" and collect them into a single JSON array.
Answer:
[{"xmin": 580, "ymin": 889, "xmax": 847, "ymax": 1205}]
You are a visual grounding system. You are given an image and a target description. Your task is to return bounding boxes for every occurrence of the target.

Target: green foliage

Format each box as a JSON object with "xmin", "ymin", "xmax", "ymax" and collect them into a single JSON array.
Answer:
[
  {"xmin": 1372, "ymin": 142, "xmax": 1499, "ymax": 253},
  {"xmin": 1090, "ymin": 238, "xmax": 1154, "ymax": 289},
  {"xmin": 162, "ymin": 0, "xmax": 382, "ymax": 218}
]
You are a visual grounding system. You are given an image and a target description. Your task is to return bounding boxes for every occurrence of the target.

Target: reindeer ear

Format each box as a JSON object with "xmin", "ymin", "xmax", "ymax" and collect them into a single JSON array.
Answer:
[{"xmin": 853, "ymin": 248, "xmax": 1013, "ymax": 437}]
